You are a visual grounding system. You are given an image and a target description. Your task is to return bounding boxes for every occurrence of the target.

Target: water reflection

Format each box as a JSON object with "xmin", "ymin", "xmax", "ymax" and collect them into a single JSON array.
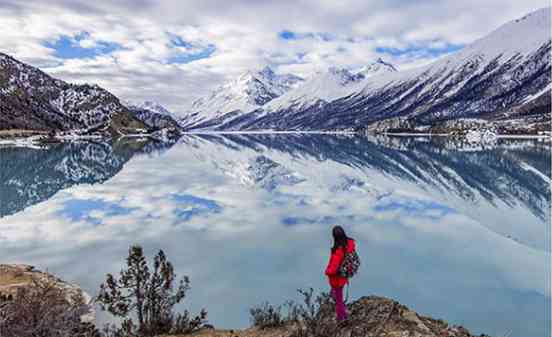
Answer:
[{"xmin": 0, "ymin": 135, "xmax": 549, "ymax": 337}]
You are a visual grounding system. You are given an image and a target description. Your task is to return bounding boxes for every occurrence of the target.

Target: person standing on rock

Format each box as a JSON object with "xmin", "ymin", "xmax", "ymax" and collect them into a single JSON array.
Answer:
[{"xmin": 325, "ymin": 225, "xmax": 359, "ymax": 322}]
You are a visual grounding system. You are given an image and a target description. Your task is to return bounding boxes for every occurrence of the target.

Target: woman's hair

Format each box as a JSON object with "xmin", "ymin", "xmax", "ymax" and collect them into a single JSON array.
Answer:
[{"xmin": 331, "ymin": 225, "xmax": 350, "ymax": 253}]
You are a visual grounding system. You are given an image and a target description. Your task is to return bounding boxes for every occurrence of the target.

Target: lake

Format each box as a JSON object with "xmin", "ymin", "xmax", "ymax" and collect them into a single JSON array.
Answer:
[{"xmin": 0, "ymin": 134, "xmax": 550, "ymax": 337}]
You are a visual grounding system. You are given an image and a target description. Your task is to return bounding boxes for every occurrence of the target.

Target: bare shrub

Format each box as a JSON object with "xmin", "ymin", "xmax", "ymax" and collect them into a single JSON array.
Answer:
[
  {"xmin": 0, "ymin": 277, "xmax": 97, "ymax": 337},
  {"xmin": 249, "ymin": 301, "xmax": 287, "ymax": 329},
  {"xmin": 291, "ymin": 288, "xmax": 337, "ymax": 337}
]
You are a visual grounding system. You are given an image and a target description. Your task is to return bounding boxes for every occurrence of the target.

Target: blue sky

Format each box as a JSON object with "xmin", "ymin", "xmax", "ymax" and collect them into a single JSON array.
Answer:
[
  {"xmin": 0, "ymin": 0, "xmax": 548, "ymax": 110},
  {"xmin": 45, "ymin": 33, "xmax": 122, "ymax": 59}
]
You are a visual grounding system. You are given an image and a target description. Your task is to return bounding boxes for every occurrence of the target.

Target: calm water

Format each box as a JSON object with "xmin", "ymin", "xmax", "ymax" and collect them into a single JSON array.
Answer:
[{"xmin": 0, "ymin": 134, "xmax": 550, "ymax": 337}]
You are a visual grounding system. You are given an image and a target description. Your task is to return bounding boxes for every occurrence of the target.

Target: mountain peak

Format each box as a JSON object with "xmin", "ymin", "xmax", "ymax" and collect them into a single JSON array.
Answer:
[
  {"xmin": 125, "ymin": 100, "xmax": 175, "ymax": 118},
  {"xmin": 181, "ymin": 66, "xmax": 304, "ymax": 128},
  {"xmin": 355, "ymin": 59, "xmax": 398, "ymax": 78},
  {"xmin": 258, "ymin": 65, "xmax": 276, "ymax": 79},
  {"xmin": 327, "ymin": 67, "xmax": 364, "ymax": 85}
]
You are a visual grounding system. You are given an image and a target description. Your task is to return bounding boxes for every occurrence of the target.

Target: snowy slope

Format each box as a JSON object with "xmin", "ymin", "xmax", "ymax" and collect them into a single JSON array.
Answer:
[
  {"xmin": 126, "ymin": 100, "xmax": 177, "ymax": 118},
  {"xmin": 262, "ymin": 68, "xmax": 365, "ymax": 113},
  {"xmin": 360, "ymin": 8, "xmax": 551, "ymax": 99},
  {"xmin": 124, "ymin": 100, "xmax": 180, "ymax": 129},
  {"xmin": 180, "ymin": 66, "xmax": 303, "ymax": 129},
  {"xmin": 355, "ymin": 58, "xmax": 398, "ymax": 76},
  {"xmin": 219, "ymin": 8, "xmax": 551, "ymax": 131},
  {"xmin": 263, "ymin": 59, "xmax": 397, "ymax": 114}
]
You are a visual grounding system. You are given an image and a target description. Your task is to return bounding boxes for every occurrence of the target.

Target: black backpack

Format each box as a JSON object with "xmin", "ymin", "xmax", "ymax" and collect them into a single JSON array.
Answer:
[{"xmin": 338, "ymin": 248, "xmax": 360, "ymax": 278}]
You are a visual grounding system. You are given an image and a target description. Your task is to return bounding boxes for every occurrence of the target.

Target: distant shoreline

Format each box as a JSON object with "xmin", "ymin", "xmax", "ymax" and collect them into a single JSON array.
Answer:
[{"xmin": 0, "ymin": 129, "xmax": 550, "ymax": 144}]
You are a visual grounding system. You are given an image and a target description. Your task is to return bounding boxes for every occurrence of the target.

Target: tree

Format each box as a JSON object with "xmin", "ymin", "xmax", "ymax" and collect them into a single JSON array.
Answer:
[{"xmin": 96, "ymin": 245, "xmax": 206, "ymax": 336}]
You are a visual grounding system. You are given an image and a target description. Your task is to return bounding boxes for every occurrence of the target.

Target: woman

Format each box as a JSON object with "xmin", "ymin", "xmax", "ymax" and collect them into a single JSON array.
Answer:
[{"xmin": 325, "ymin": 225, "xmax": 356, "ymax": 322}]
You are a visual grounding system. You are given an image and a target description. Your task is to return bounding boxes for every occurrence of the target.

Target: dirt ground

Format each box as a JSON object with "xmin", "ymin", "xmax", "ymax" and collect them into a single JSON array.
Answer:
[{"xmin": 164, "ymin": 327, "xmax": 291, "ymax": 337}]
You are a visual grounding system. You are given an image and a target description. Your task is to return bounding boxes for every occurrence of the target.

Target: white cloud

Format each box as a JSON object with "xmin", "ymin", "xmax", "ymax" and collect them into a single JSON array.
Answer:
[{"xmin": 0, "ymin": 0, "xmax": 548, "ymax": 112}]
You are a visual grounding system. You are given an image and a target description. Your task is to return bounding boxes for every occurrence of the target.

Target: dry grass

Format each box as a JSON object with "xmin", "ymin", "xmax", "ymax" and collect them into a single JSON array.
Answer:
[
  {"xmin": 163, "ymin": 326, "xmax": 292, "ymax": 337},
  {"xmin": 0, "ymin": 266, "xmax": 32, "ymax": 288},
  {"xmin": 0, "ymin": 273, "xmax": 33, "ymax": 287},
  {"xmin": 0, "ymin": 265, "xmax": 41, "ymax": 296}
]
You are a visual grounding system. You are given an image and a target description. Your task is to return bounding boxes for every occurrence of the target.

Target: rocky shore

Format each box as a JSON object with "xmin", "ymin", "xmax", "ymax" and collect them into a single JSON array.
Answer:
[
  {"xmin": 170, "ymin": 295, "xmax": 487, "ymax": 337},
  {"xmin": 0, "ymin": 264, "xmax": 488, "ymax": 337}
]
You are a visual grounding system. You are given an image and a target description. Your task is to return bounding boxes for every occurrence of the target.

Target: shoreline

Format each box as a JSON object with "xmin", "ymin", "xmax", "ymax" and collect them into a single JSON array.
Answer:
[
  {"xmin": 0, "ymin": 264, "xmax": 489, "ymax": 337},
  {"xmin": 0, "ymin": 128, "xmax": 550, "ymax": 142}
]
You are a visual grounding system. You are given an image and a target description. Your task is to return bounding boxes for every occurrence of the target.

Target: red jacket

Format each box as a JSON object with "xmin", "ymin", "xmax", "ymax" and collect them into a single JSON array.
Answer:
[{"xmin": 325, "ymin": 239, "xmax": 356, "ymax": 288}]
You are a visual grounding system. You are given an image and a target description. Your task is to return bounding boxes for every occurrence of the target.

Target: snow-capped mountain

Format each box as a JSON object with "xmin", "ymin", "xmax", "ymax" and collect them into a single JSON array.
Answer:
[
  {"xmin": 179, "ymin": 66, "xmax": 304, "ymax": 130},
  {"xmin": 262, "ymin": 59, "xmax": 397, "ymax": 114},
  {"xmin": 124, "ymin": 100, "xmax": 180, "ymax": 130},
  {"xmin": 261, "ymin": 67, "xmax": 367, "ymax": 113},
  {"xmin": 126, "ymin": 100, "xmax": 176, "ymax": 118},
  {"xmin": 180, "ymin": 59, "xmax": 397, "ymax": 131},
  {"xmin": 0, "ymin": 53, "xmax": 145, "ymax": 134},
  {"xmin": 215, "ymin": 8, "xmax": 550, "ymax": 131},
  {"xmin": 355, "ymin": 57, "xmax": 398, "ymax": 77}
]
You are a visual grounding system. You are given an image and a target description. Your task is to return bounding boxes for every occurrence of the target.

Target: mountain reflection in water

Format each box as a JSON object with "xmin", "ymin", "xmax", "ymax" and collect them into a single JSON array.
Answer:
[{"xmin": 0, "ymin": 134, "xmax": 549, "ymax": 337}]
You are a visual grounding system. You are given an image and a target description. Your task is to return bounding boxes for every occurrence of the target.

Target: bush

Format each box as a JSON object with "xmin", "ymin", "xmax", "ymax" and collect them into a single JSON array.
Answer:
[
  {"xmin": 0, "ymin": 277, "xmax": 97, "ymax": 337},
  {"xmin": 96, "ymin": 245, "xmax": 207, "ymax": 337},
  {"xmin": 249, "ymin": 301, "xmax": 294, "ymax": 329},
  {"xmin": 292, "ymin": 288, "xmax": 336, "ymax": 337},
  {"xmin": 250, "ymin": 288, "xmax": 356, "ymax": 337}
]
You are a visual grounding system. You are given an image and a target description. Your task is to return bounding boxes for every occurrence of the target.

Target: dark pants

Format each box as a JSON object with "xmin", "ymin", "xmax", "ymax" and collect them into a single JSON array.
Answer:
[{"xmin": 330, "ymin": 286, "xmax": 347, "ymax": 321}]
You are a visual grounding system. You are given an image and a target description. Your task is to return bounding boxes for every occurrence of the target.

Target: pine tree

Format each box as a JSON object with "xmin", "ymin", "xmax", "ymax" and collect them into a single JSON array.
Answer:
[{"xmin": 96, "ymin": 245, "xmax": 205, "ymax": 336}]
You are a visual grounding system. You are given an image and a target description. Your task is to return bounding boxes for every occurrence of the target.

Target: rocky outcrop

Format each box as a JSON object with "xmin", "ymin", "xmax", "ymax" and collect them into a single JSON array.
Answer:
[
  {"xmin": 176, "ymin": 296, "xmax": 488, "ymax": 337},
  {"xmin": 0, "ymin": 264, "xmax": 95, "ymax": 323},
  {"xmin": 339, "ymin": 296, "xmax": 487, "ymax": 337}
]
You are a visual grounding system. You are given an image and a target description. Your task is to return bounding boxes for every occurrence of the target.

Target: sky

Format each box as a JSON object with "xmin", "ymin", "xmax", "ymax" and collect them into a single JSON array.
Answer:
[{"xmin": 0, "ymin": 0, "xmax": 549, "ymax": 112}]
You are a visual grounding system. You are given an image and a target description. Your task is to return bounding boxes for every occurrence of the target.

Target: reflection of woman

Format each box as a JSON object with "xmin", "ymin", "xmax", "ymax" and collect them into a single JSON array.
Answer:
[{"xmin": 325, "ymin": 225, "xmax": 356, "ymax": 322}]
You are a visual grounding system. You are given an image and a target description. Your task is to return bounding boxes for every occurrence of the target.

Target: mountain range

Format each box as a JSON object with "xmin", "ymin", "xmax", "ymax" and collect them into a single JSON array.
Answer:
[
  {"xmin": 178, "ymin": 58, "xmax": 398, "ymax": 130},
  {"xmin": 178, "ymin": 8, "xmax": 550, "ymax": 132},
  {"xmin": 0, "ymin": 8, "xmax": 550, "ymax": 134}
]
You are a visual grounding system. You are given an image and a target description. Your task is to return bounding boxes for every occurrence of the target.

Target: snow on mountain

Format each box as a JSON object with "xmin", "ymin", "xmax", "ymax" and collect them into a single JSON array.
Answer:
[
  {"xmin": 218, "ymin": 8, "xmax": 551, "ymax": 131},
  {"xmin": 360, "ymin": 8, "xmax": 551, "ymax": 98},
  {"xmin": 124, "ymin": 100, "xmax": 180, "ymax": 130},
  {"xmin": 179, "ymin": 66, "xmax": 303, "ymax": 130},
  {"xmin": 261, "ymin": 67, "xmax": 366, "ymax": 113},
  {"xmin": 262, "ymin": 59, "xmax": 397, "ymax": 114},
  {"xmin": 0, "ymin": 53, "xmax": 145, "ymax": 134},
  {"xmin": 354, "ymin": 58, "xmax": 398, "ymax": 77},
  {"xmin": 126, "ymin": 100, "xmax": 176, "ymax": 118},
  {"xmin": 180, "ymin": 59, "xmax": 398, "ymax": 131}
]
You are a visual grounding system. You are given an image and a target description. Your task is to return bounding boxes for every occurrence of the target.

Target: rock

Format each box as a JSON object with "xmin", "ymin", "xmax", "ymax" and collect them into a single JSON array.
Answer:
[
  {"xmin": 0, "ymin": 264, "xmax": 95, "ymax": 323},
  {"xmin": 149, "ymin": 127, "xmax": 180, "ymax": 142},
  {"xmin": 167, "ymin": 295, "xmax": 489, "ymax": 337},
  {"xmin": 338, "ymin": 295, "xmax": 488, "ymax": 337}
]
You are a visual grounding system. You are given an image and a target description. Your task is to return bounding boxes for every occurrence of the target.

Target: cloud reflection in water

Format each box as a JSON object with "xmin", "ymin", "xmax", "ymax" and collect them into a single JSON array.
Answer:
[{"xmin": 0, "ymin": 134, "xmax": 549, "ymax": 337}]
